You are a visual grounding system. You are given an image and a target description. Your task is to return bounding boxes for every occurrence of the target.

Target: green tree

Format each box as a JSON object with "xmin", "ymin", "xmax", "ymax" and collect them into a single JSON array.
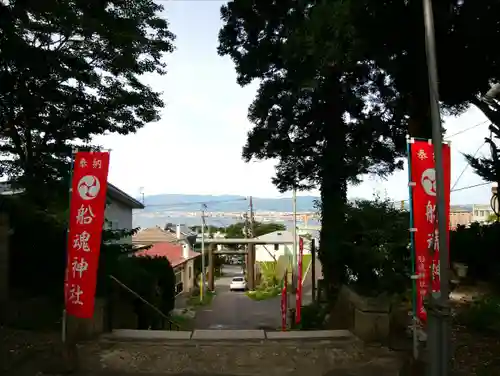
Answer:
[
  {"xmin": 344, "ymin": 1, "xmax": 500, "ymax": 138},
  {"xmin": 0, "ymin": 0, "xmax": 175, "ymax": 208},
  {"xmin": 218, "ymin": 1, "xmax": 406, "ymax": 290},
  {"xmin": 342, "ymin": 197, "xmax": 411, "ymax": 296},
  {"xmin": 225, "ymin": 221, "xmax": 286, "ymax": 239}
]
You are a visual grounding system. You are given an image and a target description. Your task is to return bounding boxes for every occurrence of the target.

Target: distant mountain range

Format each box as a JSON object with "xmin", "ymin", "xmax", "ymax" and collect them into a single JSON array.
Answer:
[{"xmin": 141, "ymin": 194, "xmax": 320, "ymax": 213}]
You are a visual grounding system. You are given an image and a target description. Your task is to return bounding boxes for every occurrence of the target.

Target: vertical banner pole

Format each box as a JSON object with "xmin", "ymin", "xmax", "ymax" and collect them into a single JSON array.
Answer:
[
  {"xmin": 62, "ymin": 148, "xmax": 78, "ymax": 344},
  {"xmin": 406, "ymin": 139, "xmax": 418, "ymax": 360},
  {"xmin": 295, "ymin": 236, "xmax": 303, "ymax": 325},
  {"xmin": 423, "ymin": 0, "xmax": 451, "ymax": 373},
  {"xmin": 311, "ymin": 239, "xmax": 316, "ymax": 303}
]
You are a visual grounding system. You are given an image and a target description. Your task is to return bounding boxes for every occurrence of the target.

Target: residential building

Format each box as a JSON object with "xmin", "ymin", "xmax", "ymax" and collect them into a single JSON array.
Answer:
[
  {"xmin": 135, "ymin": 242, "xmax": 199, "ymax": 295},
  {"xmin": 104, "ymin": 184, "xmax": 145, "ymax": 243},
  {"xmin": 165, "ymin": 223, "xmax": 197, "ymax": 246},
  {"xmin": 472, "ymin": 204, "xmax": 495, "ymax": 223},
  {"xmin": 132, "ymin": 226, "xmax": 192, "ymax": 249},
  {"xmin": 0, "ymin": 181, "xmax": 143, "ymax": 237},
  {"xmin": 254, "ymin": 230, "xmax": 313, "ymax": 263},
  {"xmin": 449, "ymin": 207, "xmax": 473, "ymax": 230}
]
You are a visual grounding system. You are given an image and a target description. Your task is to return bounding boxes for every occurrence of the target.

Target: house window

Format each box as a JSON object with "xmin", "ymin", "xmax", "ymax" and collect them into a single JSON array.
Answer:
[
  {"xmin": 188, "ymin": 266, "xmax": 192, "ymax": 279},
  {"xmin": 175, "ymin": 271, "xmax": 182, "ymax": 284},
  {"xmin": 175, "ymin": 271, "xmax": 183, "ymax": 295},
  {"xmin": 274, "ymin": 244, "xmax": 279, "ymax": 251}
]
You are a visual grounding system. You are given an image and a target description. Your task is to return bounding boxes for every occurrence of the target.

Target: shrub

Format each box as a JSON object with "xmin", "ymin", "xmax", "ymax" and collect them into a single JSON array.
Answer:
[
  {"xmin": 299, "ymin": 303, "xmax": 328, "ymax": 330},
  {"xmin": 450, "ymin": 222, "xmax": 500, "ymax": 286},
  {"xmin": 340, "ymin": 197, "xmax": 412, "ymax": 297},
  {"xmin": 457, "ymin": 295, "xmax": 500, "ymax": 334}
]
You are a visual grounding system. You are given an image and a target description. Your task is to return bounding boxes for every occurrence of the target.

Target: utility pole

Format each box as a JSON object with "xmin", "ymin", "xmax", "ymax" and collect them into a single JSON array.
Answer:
[
  {"xmin": 292, "ymin": 188, "xmax": 298, "ymax": 291},
  {"xmin": 422, "ymin": 0, "xmax": 450, "ymax": 374},
  {"xmin": 139, "ymin": 187, "xmax": 145, "ymax": 204},
  {"xmin": 311, "ymin": 238, "xmax": 316, "ymax": 303},
  {"xmin": 248, "ymin": 196, "xmax": 255, "ymax": 290},
  {"xmin": 200, "ymin": 204, "xmax": 207, "ymax": 302}
]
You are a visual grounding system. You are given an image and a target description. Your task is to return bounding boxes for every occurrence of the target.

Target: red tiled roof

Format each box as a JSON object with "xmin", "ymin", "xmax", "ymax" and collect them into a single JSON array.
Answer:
[{"xmin": 135, "ymin": 242, "xmax": 199, "ymax": 267}]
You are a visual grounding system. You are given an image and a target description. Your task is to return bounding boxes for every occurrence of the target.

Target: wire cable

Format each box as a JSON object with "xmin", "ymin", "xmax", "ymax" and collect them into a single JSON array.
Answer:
[
  {"xmin": 445, "ymin": 120, "xmax": 489, "ymax": 139},
  {"xmin": 451, "ymin": 142, "xmax": 486, "ymax": 191}
]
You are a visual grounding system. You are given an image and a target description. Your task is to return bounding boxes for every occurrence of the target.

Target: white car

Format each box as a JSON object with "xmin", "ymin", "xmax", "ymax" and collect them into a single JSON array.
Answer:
[{"xmin": 229, "ymin": 276, "xmax": 247, "ymax": 291}]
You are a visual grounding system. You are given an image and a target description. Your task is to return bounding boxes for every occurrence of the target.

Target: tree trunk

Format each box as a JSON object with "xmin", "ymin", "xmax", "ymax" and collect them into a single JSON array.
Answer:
[{"xmin": 317, "ymin": 70, "xmax": 348, "ymax": 295}]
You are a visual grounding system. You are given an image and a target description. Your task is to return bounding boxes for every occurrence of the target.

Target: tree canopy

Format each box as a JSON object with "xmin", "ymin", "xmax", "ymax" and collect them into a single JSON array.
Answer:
[
  {"xmin": 218, "ymin": 0, "xmax": 500, "ymax": 291},
  {"xmin": 218, "ymin": 0, "xmax": 408, "ymax": 288},
  {"xmin": 0, "ymin": 0, "xmax": 174, "ymax": 206},
  {"xmin": 344, "ymin": 0, "xmax": 500, "ymax": 137}
]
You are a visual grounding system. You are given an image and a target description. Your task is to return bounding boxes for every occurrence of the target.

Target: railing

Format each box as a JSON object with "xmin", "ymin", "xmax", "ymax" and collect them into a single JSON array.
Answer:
[{"xmin": 109, "ymin": 275, "xmax": 181, "ymax": 331}]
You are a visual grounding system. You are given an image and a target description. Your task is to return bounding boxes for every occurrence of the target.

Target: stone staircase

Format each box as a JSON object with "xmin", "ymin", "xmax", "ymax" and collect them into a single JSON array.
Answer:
[{"xmin": 73, "ymin": 329, "xmax": 406, "ymax": 376}]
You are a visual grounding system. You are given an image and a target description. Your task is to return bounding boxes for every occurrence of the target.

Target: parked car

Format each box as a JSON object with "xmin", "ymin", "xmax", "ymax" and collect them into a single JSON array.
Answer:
[{"xmin": 229, "ymin": 276, "xmax": 247, "ymax": 291}]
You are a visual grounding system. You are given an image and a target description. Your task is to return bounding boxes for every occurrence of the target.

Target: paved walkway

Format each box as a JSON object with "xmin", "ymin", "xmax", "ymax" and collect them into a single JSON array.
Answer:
[{"xmin": 194, "ymin": 265, "xmax": 281, "ymax": 330}]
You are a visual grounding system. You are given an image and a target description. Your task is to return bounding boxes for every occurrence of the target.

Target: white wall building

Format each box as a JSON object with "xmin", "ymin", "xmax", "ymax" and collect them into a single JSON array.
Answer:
[
  {"xmin": 104, "ymin": 184, "xmax": 145, "ymax": 240},
  {"xmin": 254, "ymin": 230, "xmax": 315, "ymax": 263},
  {"xmin": 472, "ymin": 203, "xmax": 495, "ymax": 223}
]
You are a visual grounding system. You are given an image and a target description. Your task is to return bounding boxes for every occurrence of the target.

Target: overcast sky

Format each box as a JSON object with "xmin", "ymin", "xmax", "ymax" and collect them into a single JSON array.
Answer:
[{"xmin": 94, "ymin": 0, "xmax": 494, "ymax": 205}]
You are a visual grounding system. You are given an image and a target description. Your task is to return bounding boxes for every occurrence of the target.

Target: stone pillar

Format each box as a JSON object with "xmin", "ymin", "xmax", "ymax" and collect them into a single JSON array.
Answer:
[
  {"xmin": 67, "ymin": 298, "xmax": 107, "ymax": 341},
  {"xmin": 0, "ymin": 213, "xmax": 9, "ymax": 304},
  {"xmin": 208, "ymin": 244, "xmax": 215, "ymax": 291}
]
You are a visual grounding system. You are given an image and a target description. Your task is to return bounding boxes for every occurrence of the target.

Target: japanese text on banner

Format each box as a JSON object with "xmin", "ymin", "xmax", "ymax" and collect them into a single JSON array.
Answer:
[
  {"xmin": 65, "ymin": 152, "xmax": 110, "ymax": 319},
  {"xmin": 409, "ymin": 141, "xmax": 450, "ymax": 323}
]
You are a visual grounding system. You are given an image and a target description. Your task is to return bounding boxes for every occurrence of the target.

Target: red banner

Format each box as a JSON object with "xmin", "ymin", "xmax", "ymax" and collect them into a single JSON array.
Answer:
[
  {"xmin": 281, "ymin": 271, "xmax": 287, "ymax": 331},
  {"xmin": 65, "ymin": 152, "xmax": 110, "ymax": 319},
  {"xmin": 410, "ymin": 141, "xmax": 451, "ymax": 323},
  {"xmin": 296, "ymin": 237, "xmax": 304, "ymax": 324}
]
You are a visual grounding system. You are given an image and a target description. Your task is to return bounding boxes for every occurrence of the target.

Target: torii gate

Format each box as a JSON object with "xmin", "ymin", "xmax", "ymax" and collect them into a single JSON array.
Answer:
[{"xmin": 194, "ymin": 238, "xmax": 294, "ymax": 291}]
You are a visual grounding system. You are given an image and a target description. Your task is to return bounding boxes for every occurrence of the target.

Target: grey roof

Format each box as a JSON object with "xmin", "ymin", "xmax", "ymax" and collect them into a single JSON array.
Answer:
[
  {"xmin": 165, "ymin": 223, "xmax": 197, "ymax": 238},
  {"xmin": 132, "ymin": 226, "xmax": 179, "ymax": 245},
  {"xmin": 107, "ymin": 184, "xmax": 144, "ymax": 209},
  {"xmin": 0, "ymin": 181, "xmax": 144, "ymax": 209}
]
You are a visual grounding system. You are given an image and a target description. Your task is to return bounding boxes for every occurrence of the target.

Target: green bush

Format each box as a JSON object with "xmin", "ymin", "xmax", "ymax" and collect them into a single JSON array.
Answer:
[
  {"xmin": 299, "ymin": 303, "xmax": 328, "ymax": 330},
  {"xmin": 457, "ymin": 295, "xmax": 500, "ymax": 334},
  {"xmin": 450, "ymin": 222, "xmax": 500, "ymax": 286},
  {"xmin": 246, "ymin": 286, "xmax": 281, "ymax": 301},
  {"xmin": 340, "ymin": 197, "xmax": 412, "ymax": 297}
]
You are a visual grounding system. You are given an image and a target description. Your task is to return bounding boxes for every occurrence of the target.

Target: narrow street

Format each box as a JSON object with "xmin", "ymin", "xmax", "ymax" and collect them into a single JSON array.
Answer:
[{"xmin": 194, "ymin": 264, "xmax": 281, "ymax": 330}]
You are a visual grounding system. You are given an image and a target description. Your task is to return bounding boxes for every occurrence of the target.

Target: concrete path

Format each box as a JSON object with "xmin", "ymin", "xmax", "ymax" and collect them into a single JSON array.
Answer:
[
  {"xmin": 194, "ymin": 265, "xmax": 281, "ymax": 330},
  {"xmin": 301, "ymin": 257, "xmax": 322, "ymax": 305}
]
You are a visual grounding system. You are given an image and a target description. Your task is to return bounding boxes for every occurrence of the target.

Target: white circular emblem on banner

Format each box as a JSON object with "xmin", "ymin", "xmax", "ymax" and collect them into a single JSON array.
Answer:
[
  {"xmin": 77, "ymin": 175, "xmax": 101, "ymax": 200},
  {"xmin": 421, "ymin": 168, "xmax": 436, "ymax": 196}
]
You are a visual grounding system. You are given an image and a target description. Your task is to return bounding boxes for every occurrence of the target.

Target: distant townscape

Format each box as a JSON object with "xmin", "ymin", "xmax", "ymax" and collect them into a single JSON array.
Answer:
[{"xmin": 132, "ymin": 193, "xmax": 495, "ymax": 230}]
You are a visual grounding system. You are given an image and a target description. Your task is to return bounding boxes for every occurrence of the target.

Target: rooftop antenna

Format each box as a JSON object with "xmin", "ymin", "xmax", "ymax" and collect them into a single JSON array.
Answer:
[{"xmin": 139, "ymin": 187, "xmax": 145, "ymax": 204}]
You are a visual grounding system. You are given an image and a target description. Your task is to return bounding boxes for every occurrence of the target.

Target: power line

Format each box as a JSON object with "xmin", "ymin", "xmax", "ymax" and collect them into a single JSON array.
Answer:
[
  {"xmin": 445, "ymin": 120, "xmax": 489, "ymax": 139},
  {"xmin": 451, "ymin": 141, "xmax": 486, "ymax": 191},
  {"xmin": 394, "ymin": 181, "xmax": 491, "ymax": 204},
  {"xmin": 450, "ymin": 181, "xmax": 490, "ymax": 193}
]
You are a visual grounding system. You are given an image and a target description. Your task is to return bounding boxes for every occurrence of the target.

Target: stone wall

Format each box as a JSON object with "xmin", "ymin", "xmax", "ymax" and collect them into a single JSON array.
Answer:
[{"xmin": 332, "ymin": 285, "xmax": 391, "ymax": 342}]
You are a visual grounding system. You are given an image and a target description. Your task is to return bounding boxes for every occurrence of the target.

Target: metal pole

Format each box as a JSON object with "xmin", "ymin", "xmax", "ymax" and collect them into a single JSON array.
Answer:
[
  {"xmin": 311, "ymin": 239, "xmax": 316, "ymax": 303},
  {"xmin": 200, "ymin": 205, "xmax": 206, "ymax": 302},
  {"xmin": 292, "ymin": 188, "xmax": 298, "ymax": 290},
  {"xmin": 62, "ymin": 148, "xmax": 78, "ymax": 344},
  {"xmin": 248, "ymin": 196, "xmax": 255, "ymax": 290},
  {"xmin": 422, "ymin": 0, "xmax": 450, "ymax": 374}
]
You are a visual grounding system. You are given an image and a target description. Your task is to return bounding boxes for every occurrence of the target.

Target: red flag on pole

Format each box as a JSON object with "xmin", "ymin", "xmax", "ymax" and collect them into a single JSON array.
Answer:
[
  {"xmin": 281, "ymin": 271, "xmax": 288, "ymax": 331},
  {"xmin": 409, "ymin": 141, "xmax": 451, "ymax": 323},
  {"xmin": 296, "ymin": 236, "xmax": 304, "ymax": 324},
  {"xmin": 64, "ymin": 152, "xmax": 110, "ymax": 319}
]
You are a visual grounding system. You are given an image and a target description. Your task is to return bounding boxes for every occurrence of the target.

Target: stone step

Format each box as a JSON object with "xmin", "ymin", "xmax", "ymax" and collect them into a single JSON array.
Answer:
[
  {"xmin": 73, "ymin": 330, "xmax": 405, "ymax": 376},
  {"xmin": 101, "ymin": 329, "xmax": 356, "ymax": 343}
]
